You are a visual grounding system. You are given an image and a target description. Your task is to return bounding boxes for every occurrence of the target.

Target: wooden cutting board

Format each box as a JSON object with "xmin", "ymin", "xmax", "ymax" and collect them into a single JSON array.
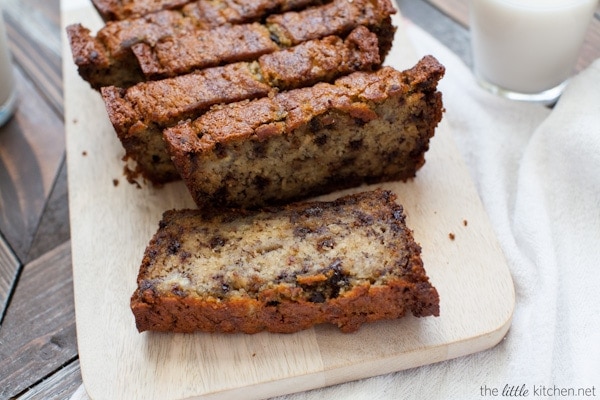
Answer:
[{"xmin": 62, "ymin": 2, "xmax": 515, "ymax": 399}]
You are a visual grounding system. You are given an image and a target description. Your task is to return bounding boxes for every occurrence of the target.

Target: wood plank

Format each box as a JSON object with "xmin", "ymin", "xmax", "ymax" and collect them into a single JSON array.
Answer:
[
  {"xmin": 0, "ymin": 241, "xmax": 77, "ymax": 399},
  {"xmin": 15, "ymin": 359, "xmax": 82, "ymax": 400},
  {"xmin": 64, "ymin": 4, "xmax": 515, "ymax": 399},
  {"xmin": 0, "ymin": 235, "xmax": 20, "ymax": 322},
  {"xmin": 426, "ymin": 0, "xmax": 600, "ymax": 72},
  {"xmin": 26, "ymin": 157, "xmax": 70, "ymax": 263},
  {"xmin": 0, "ymin": 64, "xmax": 65, "ymax": 262},
  {"xmin": 2, "ymin": 0, "xmax": 61, "ymax": 56},
  {"xmin": 3, "ymin": 0, "xmax": 63, "ymax": 115}
]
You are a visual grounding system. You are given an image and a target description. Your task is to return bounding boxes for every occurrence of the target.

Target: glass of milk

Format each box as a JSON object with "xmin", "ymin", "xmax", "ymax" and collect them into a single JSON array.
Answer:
[
  {"xmin": 0, "ymin": 8, "xmax": 17, "ymax": 127},
  {"xmin": 469, "ymin": 0, "xmax": 598, "ymax": 104}
]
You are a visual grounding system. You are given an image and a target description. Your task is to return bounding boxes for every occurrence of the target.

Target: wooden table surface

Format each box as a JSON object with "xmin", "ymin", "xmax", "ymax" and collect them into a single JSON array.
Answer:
[{"xmin": 0, "ymin": 0, "xmax": 598, "ymax": 398}]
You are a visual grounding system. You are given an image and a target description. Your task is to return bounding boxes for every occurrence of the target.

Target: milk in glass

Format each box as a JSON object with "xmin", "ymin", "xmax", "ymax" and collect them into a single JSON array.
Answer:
[
  {"xmin": 0, "ymin": 9, "xmax": 17, "ymax": 127},
  {"xmin": 470, "ymin": 0, "xmax": 598, "ymax": 103}
]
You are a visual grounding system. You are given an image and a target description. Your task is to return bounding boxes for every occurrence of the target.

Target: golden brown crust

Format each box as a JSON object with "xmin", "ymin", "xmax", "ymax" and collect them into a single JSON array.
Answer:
[
  {"xmin": 132, "ymin": 280, "xmax": 436, "ymax": 333},
  {"xmin": 172, "ymin": 57, "xmax": 445, "ymax": 149},
  {"xmin": 130, "ymin": 189, "xmax": 439, "ymax": 333},
  {"xmin": 133, "ymin": 23, "xmax": 278, "ymax": 80},
  {"xmin": 101, "ymin": 26, "xmax": 381, "ymax": 183},
  {"xmin": 267, "ymin": 0, "xmax": 396, "ymax": 57},
  {"xmin": 182, "ymin": 0, "xmax": 326, "ymax": 27},
  {"xmin": 102, "ymin": 63, "xmax": 270, "ymax": 135},
  {"xmin": 67, "ymin": 0, "xmax": 396, "ymax": 89},
  {"xmin": 101, "ymin": 63, "xmax": 271, "ymax": 183},
  {"xmin": 66, "ymin": 24, "xmax": 146, "ymax": 90},
  {"xmin": 163, "ymin": 56, "xmax": 445, "ymax": 209},
  {"xmin": 259, "ymin": 25, "xmax": 381, "ymax": 90},
  {"xmin": 133, "ymin": 0, "xmax": 395, "ymax": 80}
]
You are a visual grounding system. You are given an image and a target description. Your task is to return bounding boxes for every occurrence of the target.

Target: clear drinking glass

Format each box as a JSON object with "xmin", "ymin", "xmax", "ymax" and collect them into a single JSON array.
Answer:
[
  {"xmin": 469, "ymin": 0, "xmax": 599, "ymax": 105},
  {"xmin": 0, "ymin": 8, "xmax": 17, "ymax": 127}
]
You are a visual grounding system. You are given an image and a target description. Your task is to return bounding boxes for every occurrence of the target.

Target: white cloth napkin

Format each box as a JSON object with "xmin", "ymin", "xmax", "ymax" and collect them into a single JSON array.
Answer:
[
  {"xmin": 70, "ymin": 20, "xmax": 600, "ymax": 400},
  {"xmin": 273, "ymin": 20, "xmax": 600, "ymax": 400}
]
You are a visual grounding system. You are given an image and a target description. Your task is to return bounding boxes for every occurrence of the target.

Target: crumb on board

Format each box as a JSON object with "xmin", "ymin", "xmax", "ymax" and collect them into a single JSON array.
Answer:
[
  {"xmin": 123, "ymin": 163, "xmax": 143, "ymax": 189},
  {"xmin": 113, "ymin": 179, "xmax": 119, "ymax": 187},
  {"xmin": 449, "ymin": 232, "xmax": 455, "ymax": 240},
  {"xmin": 463, "ymin": 219, "xmax": 468, "ymax": 227},
  {"xmin": 82, "ymin": 151, "xmax": 87, "ymax": 156}
]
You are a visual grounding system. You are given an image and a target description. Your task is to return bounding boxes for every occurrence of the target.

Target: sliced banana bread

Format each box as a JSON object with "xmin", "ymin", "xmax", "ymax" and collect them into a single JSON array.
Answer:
[
  {"xmin": 66, "ymin": 0, "xmax": 396, "ymax": 89},
  {"xmin": 163, "ymin": 56, "xmax": 445, "ymax": 209},
  {"xmin": 102, "ymin": 26, "xmax": 381, "ymax": 183},
  {"xmin": 135, "ymin": 0, "xmax": 395, "ymax": 80},
  {"xmin": 130, "ymin": 189, "xmax": 440, "ymax": 334}
]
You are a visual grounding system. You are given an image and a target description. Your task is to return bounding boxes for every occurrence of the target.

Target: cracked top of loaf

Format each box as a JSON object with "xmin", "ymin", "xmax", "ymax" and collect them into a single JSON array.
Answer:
[{"xmin": 166, "ymin": 56, "xmax": 445, "ymax": 153}]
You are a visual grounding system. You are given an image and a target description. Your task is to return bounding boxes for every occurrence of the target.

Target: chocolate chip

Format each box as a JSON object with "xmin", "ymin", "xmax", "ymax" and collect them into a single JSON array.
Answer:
[
  {"xmin": 308, "ymin": 292, "xmax": 325, "ymax": 303},
  {"xmin": 313, "ymin": 134, "xmax": 328, "ymax": 146},
  {"xmin": 209, "ymin": 236, "xmax": 227, "ymax": 249},
  {"xmin": 253, "ymin": 175, "xmax": 271, "ymax": 190},
  {"xmin": 317, "ymin": 238, "xmax": 335, "ymax": 251},
  {"xmin": 167, "ymin": 240, "xmax": 181, "ymax": 255}
]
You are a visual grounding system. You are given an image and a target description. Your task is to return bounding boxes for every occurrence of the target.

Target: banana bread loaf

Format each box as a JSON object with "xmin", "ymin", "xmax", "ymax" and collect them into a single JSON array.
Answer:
[
  {"xmin": 66, "ymin": 0, "xmax": 396, "ymax": 89},
  {"xmin": 130, "ymin": 189, "xmax": 440, "ymax": 334},
  {"xmin": 135, "ymin": 0, "xmax": 395, "ymax": 80},
  {"xmin": 66, "ymin": 22, "xmax": 276, "ymax": 89},
  {"xmin": 163, "ymin": 56, "xmax": 445, "ymax": 209},
  {"xmin": 102, "ymin": 26, "xmax": 381, "ymax": 183}
]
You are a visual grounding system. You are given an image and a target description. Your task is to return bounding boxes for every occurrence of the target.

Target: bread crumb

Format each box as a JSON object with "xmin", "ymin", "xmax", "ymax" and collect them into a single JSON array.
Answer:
[
  {"xmin": 82, "ymin": 151, "xmax": 87, "ymax": 156},
  {"xmin": 113, "ymin": 179, "xmax": 119, "ymax": 187},
  {"xmin": 463, "ymin": 219, "xmax": 468, "ymax": 227},
  {"xmin": 448, "ymin": 232, "xmax": 455, "ymax": 240}
]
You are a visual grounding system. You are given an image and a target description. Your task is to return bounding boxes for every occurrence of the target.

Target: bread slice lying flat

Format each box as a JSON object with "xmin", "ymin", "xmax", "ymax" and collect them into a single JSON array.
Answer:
[{"xmin": 130, "ymin": 189, "xmax": 439, "ymax": 334}]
